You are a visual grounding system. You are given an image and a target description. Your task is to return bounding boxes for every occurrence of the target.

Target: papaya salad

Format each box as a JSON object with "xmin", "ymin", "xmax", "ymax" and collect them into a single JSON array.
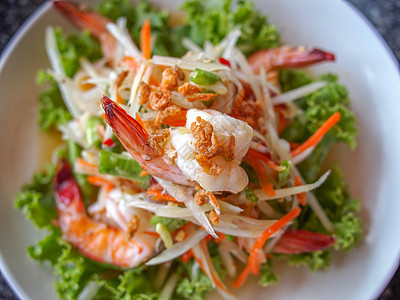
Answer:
[{"xmin": 15, "ymin": 0, "xmax": 362, "ymax": 299}]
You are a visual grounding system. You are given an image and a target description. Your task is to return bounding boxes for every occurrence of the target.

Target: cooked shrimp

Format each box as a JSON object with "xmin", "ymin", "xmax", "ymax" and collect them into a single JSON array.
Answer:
[
  {"xmin": 273, "ymin": 229, "xmax": 336, "ymax": 254},
  {"xmin": 54, "ymin": 159, "xmax": 156, "ymax": 268},
  {"xmin": 170, "ymin": 109, "xmax": 253, "ymax": 193},
  {"xmin": 53, "ymin": 0, "xmax": 116, "ymax": 64},
  {"xmin": 101, "ymin": 96, "xmax": 192, "ymax": 186},
  {"xmin": 248, "ymin": 45, "xmax": 335, "ymax": 73}
]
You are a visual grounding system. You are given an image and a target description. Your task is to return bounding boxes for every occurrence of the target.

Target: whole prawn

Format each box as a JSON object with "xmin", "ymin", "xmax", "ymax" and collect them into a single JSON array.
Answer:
[
  {"xmin": 101, "ymin": 95, "xmax": 192, "ymax": 186},
  {"xmin": 54, "ymin": 159, "xmax": 157, "ymax": 268}
]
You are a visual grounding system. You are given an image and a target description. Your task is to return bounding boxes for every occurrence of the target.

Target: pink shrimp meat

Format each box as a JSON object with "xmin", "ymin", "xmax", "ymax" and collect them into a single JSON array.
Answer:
[
  {"xmin": 248, "ymin": 45, "xmax": 335, "ymax": 73},
  {"xmin": 54, "ymin": 159, "xmax": 156, "ymax": 268},
  {"xmin": 273, "ymin": 229, "xmax": 336, "ymax": 254}
]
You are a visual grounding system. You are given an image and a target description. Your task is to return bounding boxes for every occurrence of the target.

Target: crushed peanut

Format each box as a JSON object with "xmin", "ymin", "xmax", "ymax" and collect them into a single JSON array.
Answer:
[
  {"xmin": 175, "ymin": 229, "xmax": 188, "ymax": 242},
  {"xmin": 178, "ymin": 82, "xmax": 202, "ymax": 95},
  {"xmin": 190, "ymin": 117, "xmax": 224, "ymax": 159},
  {"xmin": 195, "ymin": 154, "xmax": 222, "ymax": 176},
  {"xmin": 138, "ymin": 81, "xmax": 151, "ymax": 105},
  {"xmin": 154, "ymin": 104, "xmax": 182, "ymax": 127},
  {"xmin": 209, "ymin": 210, "xmax": 220, "ymax": 225},
  {"xmin": 149, "ymin": 129, "xmax": 170, "ymax": 156},
  {"xmin": 178, "ymin": 82, "xmax": 216, "ymax": 103},
  {"xmin": 150, "ymin": 87, "xmax": 172, "ymax": 110},
  {"xmin": 161, "ymin": 66, "xmax": 185, "ymax": 89}
]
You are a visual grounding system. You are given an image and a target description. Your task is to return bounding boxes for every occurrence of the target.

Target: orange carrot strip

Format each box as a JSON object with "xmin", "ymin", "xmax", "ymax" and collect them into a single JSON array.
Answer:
[
  {"xmin": 191, "ymin": 248, "xmax": 230, "ymax": 294},
  {"xmin": 135, "ymin": 113, "xmax": 148, "ymax": 135},
  {"xmin": 292, "ymin": 112, "xmax": 341, "ymax": 157},
  {"xmin": 140, "ymin": 19, "xmax": 152, "ymax": 59},
  {"xmin": 181, "ymin": 250, "xmax": 193, "ymax": 263},
  {"xmin": 145, "ymin": 188, "xmax": 179, "ymax": 202},
  {"xmin": 142, "ymin": 231, "xmax": 160, "ymax": 237},
  {"xmin": 148, "ymin": 75, "xmax": 159, "ymax": 86},
  {"xmin": 87, "ymin": 176, "xmax": 114, "ymax": 187},
  {"xmin": 77, "ymin": 158, "xmax": 97, "ymax": 169},
  {"xmin": 248, "ymin": 207, "xmax": 302, "ymax": 274},
  {"xmin": 233, "ymin": 265, "xmax": 252, "ymax": 289},
  {"xmin": 122, "ymin": 56, "xmax": 139, "ymax": 70},
  {"xmin": 116, "ymin": 92, "xmax": 125, "ymax": 104},
  {"xmin": 214, "ymin": 233, "xmax": 226, "ymax": 244},
  {"xmin": 294, "ymin": 175, "xmax": 306, "ymax": 205},
  {"xmin": 162, "ymin": 109, "xmax": 187, "ymax": 127},
  {"xmin": 249, "ymin": 158, "xmax": 276, "ymax": 197},
  {"xmin": 247, "ymin": 148, "xmax": 281, "ymax": 171}
]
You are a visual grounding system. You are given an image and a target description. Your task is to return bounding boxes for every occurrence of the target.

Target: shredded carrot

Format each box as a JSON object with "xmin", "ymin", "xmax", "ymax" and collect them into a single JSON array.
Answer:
[
  {"xmin": 204, "ymin": 235, "xmax": 213, "ymax": 243},
  {"xmin": 135, "ymin": 113, "xmax": 148, "ymax": 135},
  {"xmin": 214, "ymin": 233, "xmax": 226, "ymax": 244},
  {"xmin": 122, "ymin": 56, "xmax": 139, "ymax": 70},
  {"xmin": 140, "ymin": 19, "xmax": 152, "ymax": 59},
  {"xmin": 248, "ymin": 207, "xmax": 301, "ymax": 274},
  {"xmin": 191, "ymin": 247, "xmax": 231, "ymax": 294},
  {"xmin": 294, "ymin": 175, "xmax": 306, "ymax": 205},
  {"xmin": 87, "ymin": 176, "xmax": 115, "ymax": 191},
  {"xmin": 145, "ymin": 188, "xmax": 179, "ymax": 202},
  {"xmin": 249, "ymin": 158, "xmax": 276, "ymax": 197},
  {"xmin": 277, "ymin": 109, "xmax": 286, "ymax": 134},
  {"xmin": 116, "ymin": 92, "xmax": 125, "ymax": 104},
  {"xmin": 76, "ymin": 158, "xmax": 97, "ymax": 169},
  {"xmin": 233, "ymin": 265, "xmax": 251, "ymax": 289},
  {"xmin": 181, "ymin": 250, "xmax": 193, "ymax": 263},
  {"xmin": 142, "ymin": 231, "xmax": 160, "ymax": 237},
  {"xmin": 139, "ymin": 171, "xmax": 149, "ymax": 177},
  {"xmin": 148, "ymin": 75, "xmax": 159, "ymax": 86},
  {"xmin": 292, "ymin": 111, "xmax": 341, "ymax": 157},
  {"xmin": 247, "ymin": 148, "xmax": 282, "ymax": 171},
  {"xmin": 162, "ymin": 109, "xmax": 187, "ymax": 127}
]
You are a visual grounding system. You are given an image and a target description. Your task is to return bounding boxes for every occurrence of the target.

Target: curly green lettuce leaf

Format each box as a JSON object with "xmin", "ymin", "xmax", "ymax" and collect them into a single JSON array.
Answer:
[
  {"xmin": 181, "ymin": 0, "xmax": 279, "ymax": 55},
  {"xmin": 14, "ymin": 164, "xmax": 58, "ymax": 229},
  {"xmin": 176, "ymin": 260, "xmax": 213, "ymax": 300},
  {"xmin": 289, "ymin": 250, "xmax": 331, "ymax": 272},
  {"xmin": 54, "ymin": 28, "xmax": 102, "ymax": 78},
  {"xmin": 36, "ymin": 71, "xmax": 72, "ymax": 131},
  {"xmin": 258, "ymin": 260, "xmax": 279, "ymax": 287},
  {"xmin": 280, "ymin": 70, "xmax": 357, "ymax": 182}
]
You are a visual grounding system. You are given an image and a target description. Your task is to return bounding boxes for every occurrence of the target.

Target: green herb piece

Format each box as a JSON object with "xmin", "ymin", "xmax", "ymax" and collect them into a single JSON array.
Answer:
[
  {"xmin": 225, "ymin": 234, "xmax": 235, "ymax": 242},
  {"xmin": 278, "ymin": 160, "xmax": 291, "ymax": 187},
  {"xmin": 190, "ymin": 69, "xmax": 221, "ymax": 85},
  {"xmin": 98, "ymin": 150, "xmax": 149, "ymax": 188},
  {"xmin": 243, "ymin": 187, "xmax": 259, "ymax": 202}
]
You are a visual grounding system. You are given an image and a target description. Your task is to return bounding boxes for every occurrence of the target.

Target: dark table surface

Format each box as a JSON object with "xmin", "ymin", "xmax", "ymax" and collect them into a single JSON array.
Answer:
[{"xmin": 0, "ymin": 0, "xmax": 399, "ymax": 299}]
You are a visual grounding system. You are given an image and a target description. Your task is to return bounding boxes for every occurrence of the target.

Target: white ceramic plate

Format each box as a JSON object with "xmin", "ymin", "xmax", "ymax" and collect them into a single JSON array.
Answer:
[{"xmin": 1, "ymin": 0, "xmax": 399, "ymax": 299}]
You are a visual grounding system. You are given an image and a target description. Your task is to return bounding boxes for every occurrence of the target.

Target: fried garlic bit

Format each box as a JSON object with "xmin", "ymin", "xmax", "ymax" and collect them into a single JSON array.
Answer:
[
  {"xmin": 178, "ymin": 82, "xmax": 216, "ymax": 103},
  {"xmin": 161, "ymin": 66, "xmax": 185, "ymax": 89},
  {"xmin": 149, "ymin": 128, "xmax": 170, "ymax": 156}
]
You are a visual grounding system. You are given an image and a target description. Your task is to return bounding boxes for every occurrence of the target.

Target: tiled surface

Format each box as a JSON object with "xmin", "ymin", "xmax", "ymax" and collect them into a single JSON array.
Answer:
[{"xmin": 0, "ymin": 1, "xmax": 399, "ymax": 299}]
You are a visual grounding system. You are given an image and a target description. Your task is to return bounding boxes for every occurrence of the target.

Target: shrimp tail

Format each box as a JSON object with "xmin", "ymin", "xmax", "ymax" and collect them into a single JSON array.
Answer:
[
  {"xmin": 53, "ymin": 0, "xmax": 116, "ymax": 63},
  {"xmin": 101, "ymin": 96, "xmax": 193, "ymax": 186},
  {"xmin": 54, "ymin": 159, "xmax": 85, "ymax": 214},
  {"xmin": 101, "ymin": 95, "xmax": 156, "ymax": 163},
  {"xmin": 273, "ymin": 229, "xmax": 336, "ymax": 254},
  {"xmin": 53, "ymin": 1, "xmax": 109, "ymax": 38},
  {"xmin": 248, "ymin": 46, "xmax": 335, "ymax": 73}
]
